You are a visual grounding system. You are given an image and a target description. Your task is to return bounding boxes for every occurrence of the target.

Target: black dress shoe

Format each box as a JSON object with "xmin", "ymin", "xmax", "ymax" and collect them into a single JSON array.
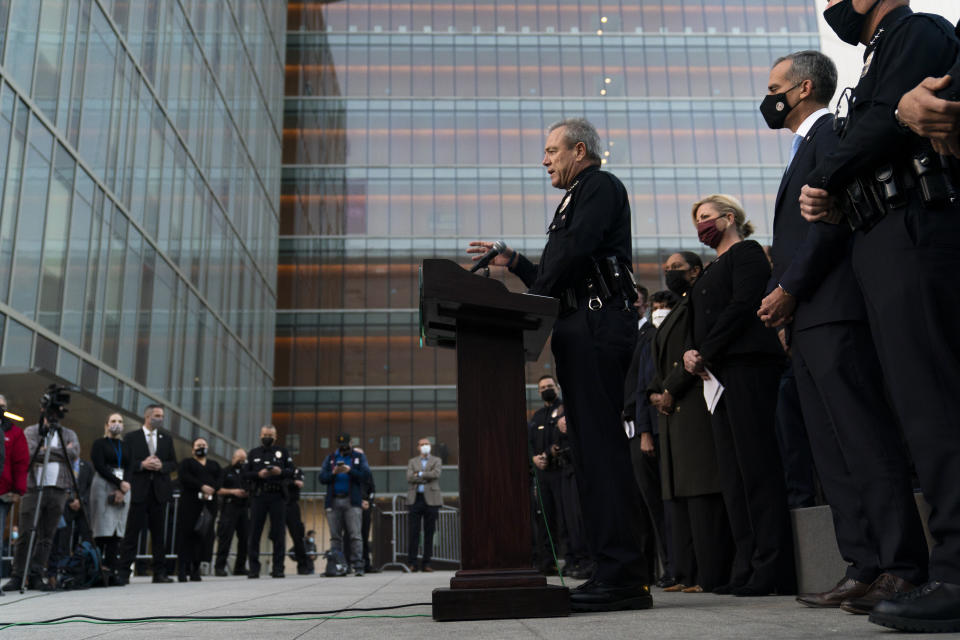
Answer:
[
  {"xmin": 177, "ymin": 575, "xmax": 188, "ymax": 583},
  {"xmin": 656, "ymin": 576, "xmax": 677, "ymax": 589},
  {"xmin": 152, "ymin": 574, "xmax": 174, "ymax": 584},
  {"xmin": 2, "ymin": 578, "xmax": 21, "ymax": 591},
  {"xmin": 190, "ymin": 574, "xmax": 202, "ymax": 582},
  {"xmin": 214, "ymin": 568, "xmax": 228, "ymax": 577},
  {"xmin": 271, "ymin": 572, "xmax": 285, "ymax": 578},
  {"xmin": 870, "ymin": 581, "xmax": 960, "ymax": 633},
  {"xmin": 247, "ymin": 572, "xmax": 260, "ymax": 579},
  {"xmin": 841, "ymin": 573, "xmax": 916, "ymax": 614},
  {"xmin": 797, "ymin": 577, "xmax": 871, "ymax": 608},
  {"xmin": 733, "ymin": 582, "xmax": 776, "ymax": 597},
  {"xmin": 569, "ymin": 582, "xmax": 653, "ymax": 613},
  {"xmin": 712, "ymin": 581, "xmax": 745, "ymax": 595}
]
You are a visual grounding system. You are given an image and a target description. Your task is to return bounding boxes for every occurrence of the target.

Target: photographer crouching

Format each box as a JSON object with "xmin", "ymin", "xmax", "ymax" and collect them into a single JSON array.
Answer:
[{"xmin": 3, "ymin": 414, "xmax": 79, "ymax": 591}]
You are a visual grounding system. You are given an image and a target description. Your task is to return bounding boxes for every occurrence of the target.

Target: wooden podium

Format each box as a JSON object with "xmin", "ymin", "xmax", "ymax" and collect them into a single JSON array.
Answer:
[{"xmin": 419, "ymin": 259, "xmax": 569, "ymax": 621}]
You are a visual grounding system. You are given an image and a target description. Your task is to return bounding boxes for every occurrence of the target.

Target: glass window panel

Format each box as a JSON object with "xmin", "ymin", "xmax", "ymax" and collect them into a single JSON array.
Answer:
[
  {"xmin": 4, "ymin": 0, "xmax": 41, "ymax": 93},
  {"xmin": 61, "ymin": 173, "xmax": 91, "ymax": 345},
  {"xmin": 37, "ymin": 143, "xmax": 74, "ymax": 333},
  {"xmin": 0, "ymin": 317, "xmax": 32, "ymax": 368}
]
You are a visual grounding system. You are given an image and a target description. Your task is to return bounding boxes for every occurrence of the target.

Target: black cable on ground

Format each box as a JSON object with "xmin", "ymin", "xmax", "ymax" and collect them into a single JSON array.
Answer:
[{"xmin": 0, "ymin": 602, "xmax": 434, "ymax": 629}]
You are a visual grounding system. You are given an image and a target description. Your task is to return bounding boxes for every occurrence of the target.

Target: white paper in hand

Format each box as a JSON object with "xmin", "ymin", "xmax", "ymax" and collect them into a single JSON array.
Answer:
[{"xmin": 702, "ymin": 368, "xmax": 725, "ymax": 415}]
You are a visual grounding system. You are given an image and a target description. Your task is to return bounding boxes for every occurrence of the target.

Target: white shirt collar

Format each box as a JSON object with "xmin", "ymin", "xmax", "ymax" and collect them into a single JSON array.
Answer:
[
  {"xmin": 637, "ymin": 315, "xmax": 648, "ymax": 331},
  {"xmin": 142, "ymin": 425, "xmax": 156, "ymax": 438},
  {"xmin": 795, "ymin": 108, "xmax": 830, "ymax": 140}
]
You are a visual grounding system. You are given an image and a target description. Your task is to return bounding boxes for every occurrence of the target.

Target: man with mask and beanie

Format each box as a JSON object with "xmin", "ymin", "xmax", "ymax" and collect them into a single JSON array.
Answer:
[
  {"xmin": 799, "ymin": 1, "xmax": 960, "ymax": 632},
  {"xmin": 468, "ymin": 117, "xmax": 651, "ymax": 612},
  {"xmin": 117, "ymin": 404, "xmax": 177, "ymax": 585},
  {"xmin": 528, "ymin": 375, "xmax": 566, "ymax": 576},
  {"xmin": 320, "ymin": 433, "xmax": 370, "ymax": 576},
  {"xmin": 623, "ymin": 285, "xmax": 674, "ymax": 589},
  {"xmin": 647, "ymin": 253, "xmax": 733, "ymax": 594},
  {"xmin": 214, "ymin": 448, "xmax": 249, "ymax": 577},
  {"xmin": 405, "ymin": 437, "xmax": 442, "ymax": 572},
  {"xmin": 758, "ymin": 48, "xmax": 929, "ymax": 614},
  {"xmin": 243, "ymin": 425, "xmax": 294, "ymax": 578}
]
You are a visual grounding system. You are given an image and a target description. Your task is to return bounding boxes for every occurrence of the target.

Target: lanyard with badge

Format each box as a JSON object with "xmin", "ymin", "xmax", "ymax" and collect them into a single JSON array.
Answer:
[{"xmin": 112, "ymin": 439, "xmax": 124, "ymax": 481}]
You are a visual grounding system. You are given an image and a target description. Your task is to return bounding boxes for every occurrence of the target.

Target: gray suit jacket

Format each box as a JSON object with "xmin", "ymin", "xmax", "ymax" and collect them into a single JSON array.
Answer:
[{"xmin": 406, "ymin": 455, "xmax": 442, "ymax": 506}]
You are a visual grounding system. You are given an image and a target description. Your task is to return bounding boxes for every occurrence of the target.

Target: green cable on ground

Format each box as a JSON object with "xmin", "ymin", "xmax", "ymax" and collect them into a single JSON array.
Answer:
[{"xmin": 0, "ymin": 613, "xmax": 432, "ymax": 629}]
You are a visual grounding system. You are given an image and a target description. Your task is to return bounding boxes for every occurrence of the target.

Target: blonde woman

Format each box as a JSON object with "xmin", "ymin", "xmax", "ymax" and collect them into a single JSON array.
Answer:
[
  {"xmin": 89, "ymin": 413, "xmax": 132, "ymax": 584},
  {"xmin": 682, "ymin": 194, "xmax": 793, "ymax": 597}
]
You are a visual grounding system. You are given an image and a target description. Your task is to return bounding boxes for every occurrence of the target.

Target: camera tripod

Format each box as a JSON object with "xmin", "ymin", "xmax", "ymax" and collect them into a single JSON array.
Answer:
[{"xmin": 17, "ymin": 418, "xmax": 92, "ymax": 593}]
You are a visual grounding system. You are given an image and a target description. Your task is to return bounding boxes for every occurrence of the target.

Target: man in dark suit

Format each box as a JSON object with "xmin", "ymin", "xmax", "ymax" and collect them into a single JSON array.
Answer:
[
  {"xmin": 623, "ymin": 285, "xmax": 672, "ymax": 588},
  {"xmin": 117, "ymin": 404, "xmax": 178, "ymax": 584},
  {"xmin": 757, "ymin": 50, "xmax": 928, "ymax": 613}
]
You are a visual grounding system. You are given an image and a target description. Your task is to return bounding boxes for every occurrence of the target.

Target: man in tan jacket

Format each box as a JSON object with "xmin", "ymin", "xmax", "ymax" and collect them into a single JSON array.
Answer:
[{"xmin": 406, "ymin": 437, "xmax": 442, "ymax": 572}]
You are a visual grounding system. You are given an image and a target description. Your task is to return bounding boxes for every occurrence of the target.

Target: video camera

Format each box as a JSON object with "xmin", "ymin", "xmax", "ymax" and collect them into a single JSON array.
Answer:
[{"xmin": 39, "ymin": 383, "xmax": 72, "ymax": 427}]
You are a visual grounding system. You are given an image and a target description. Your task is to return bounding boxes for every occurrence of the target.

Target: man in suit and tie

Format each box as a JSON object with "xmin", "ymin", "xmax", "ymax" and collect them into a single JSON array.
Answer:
[
  {"xmin": 406, "ymin": 437, "xmax": 442, "ymax": 572},
  {"xmin": 756, "ymin": 50, "xmax": 928, "ymax": 613},
  {"xmin": 117, "ymin": 404, "xmax": 178, "ymax": 584}
]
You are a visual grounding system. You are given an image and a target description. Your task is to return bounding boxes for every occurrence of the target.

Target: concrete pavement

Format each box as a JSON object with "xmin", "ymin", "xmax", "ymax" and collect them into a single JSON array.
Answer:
[{"xmin": 0, "ymin": 571, "xmax": 942, "ymax": 639}]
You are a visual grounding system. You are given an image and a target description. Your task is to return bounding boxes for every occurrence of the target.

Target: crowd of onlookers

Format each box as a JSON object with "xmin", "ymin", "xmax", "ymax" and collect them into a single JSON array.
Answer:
[{"xmin": 0, "ymin": 395, "xmax": 447, "ymax": 591}]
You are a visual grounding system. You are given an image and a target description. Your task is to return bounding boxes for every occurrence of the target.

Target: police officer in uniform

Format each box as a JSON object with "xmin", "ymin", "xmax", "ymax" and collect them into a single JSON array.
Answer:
[
  {"xmin": 242, "ymin": 425, "xmax": 294, "ymax": 578},
  {"xmin": 528, "ymin": 375, "xmax": 567, "ymax": 576},
  {"xmin": 469, "ymin": 118, "xmax": 651, "ymax": 612},
  {"xmin": 285, "ymin": 467, "xmax": 313, "ymax": 574},
  {"xmin": 214, "ymin": 448, "xmax": 249, "ymax": 576},
  {"xmin": 799, "ymin": 1, "xmax": 960, "ymax": 632}
]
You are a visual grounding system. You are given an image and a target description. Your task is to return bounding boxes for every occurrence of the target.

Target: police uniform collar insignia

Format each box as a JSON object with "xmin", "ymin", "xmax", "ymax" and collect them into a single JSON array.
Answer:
[
  {"xmin": 275, "ymin": 450, "xmax": 282, "ymax": 458},
  {"xmin": 868, "ymin": 27, "xmax": 884, "ymax": 48},
  {"xmin": 551, "ymin": 409, "xmax": 559, "ymax": 419}
]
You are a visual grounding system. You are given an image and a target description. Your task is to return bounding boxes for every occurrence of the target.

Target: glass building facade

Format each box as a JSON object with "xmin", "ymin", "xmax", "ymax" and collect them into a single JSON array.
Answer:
[
  {"xmin": 0, "ymin": 0, "xmax": 285, "ymax": 458},
  {"xmin": 276, "ymin": 1, "xmax": 820, "ymax": 473}
]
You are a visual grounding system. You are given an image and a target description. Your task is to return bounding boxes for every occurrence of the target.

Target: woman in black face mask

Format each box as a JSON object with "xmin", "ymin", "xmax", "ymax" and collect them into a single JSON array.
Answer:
[
  {"xmin": 648, "ymin": 252, "xmax": 735, "ymax": 594},
  {"xmin": 682, "ymin": 194, "xmax": 793, "ymax": 597},
  {"xmin": 176, "ymin": 438, "xmax": 222, "ymax": 582}
]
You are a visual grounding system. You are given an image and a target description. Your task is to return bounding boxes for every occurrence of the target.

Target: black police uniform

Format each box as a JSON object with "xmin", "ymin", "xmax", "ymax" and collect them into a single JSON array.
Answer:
[
  {"xmin": 242, "ymin": 444, "xmax": 294, "ymax": 577},
  {"xmin": 807, "ymin": 5, "xmax": 960, "ymax": 596},
  {"xmin": 214, "ymin": 461, "xmax": 249, "ymax": 575},
  {"xmin": 359, "ymin": 469, "xmax": 376, "ymax": 572},
  {"xmin": 510, "ymin": 164, "xmax": 649, "ymax": 589},
  {"xmin": 285, "ymin": 467, "xmax": 312, "ymax": 574},
  {"xmin": 528, "ymin": 399, "xmax": 567, "ymax": 573}
]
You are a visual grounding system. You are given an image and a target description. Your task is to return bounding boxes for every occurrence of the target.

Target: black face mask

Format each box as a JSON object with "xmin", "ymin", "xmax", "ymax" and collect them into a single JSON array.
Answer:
[
  {"xmin": 823, "ymin": 0, "xmax": 880, "ymax": 46},
  {"xmin": 759, "ymin": 84, "xmax": 801, "ymax": 130},
  {"xmin": 540, "ymin": 388, "xmax": 557, "ymax": 403},
  {"xmin": 339, "ymin": 445, "xmax": 351, "ymax": 454},
  {"xmin": 665, "ymin": 269, "xmax": 691, "ymax": 296},
  {"xmin": 194, "ymin": 447, "xmax": 207, "ymax": 458},
  {"xmin": 261, "ymin": 437, "xmax": 274, "ymax": 448}
]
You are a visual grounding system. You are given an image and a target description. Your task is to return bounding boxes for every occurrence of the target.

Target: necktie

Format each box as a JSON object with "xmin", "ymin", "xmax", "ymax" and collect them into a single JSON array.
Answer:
[
  {"xmin": 788, "ymin": 134, "xmax": 803, "ymax": 166},
  {"xmin": 147, "ymin": 431, "xmax": 156, "ymax": 456}
]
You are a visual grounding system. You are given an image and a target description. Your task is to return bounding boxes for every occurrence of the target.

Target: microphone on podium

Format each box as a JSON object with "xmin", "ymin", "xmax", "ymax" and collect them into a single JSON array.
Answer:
[{"xmin": 470, "ymin": 240, "xmax": 507, "ymax": 273}]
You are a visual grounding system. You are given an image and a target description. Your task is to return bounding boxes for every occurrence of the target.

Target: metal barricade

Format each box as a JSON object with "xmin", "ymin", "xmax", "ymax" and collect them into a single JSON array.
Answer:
[{"xmin": 380, "ymin": 495, "xmax": 460, "ymax": 571}]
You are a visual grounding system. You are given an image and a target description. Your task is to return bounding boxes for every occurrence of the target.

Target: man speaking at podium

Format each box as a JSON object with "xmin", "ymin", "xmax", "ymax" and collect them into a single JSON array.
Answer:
[{"xmin": 468, "ymin": 118, "xmax": 652, "ymax": 612}]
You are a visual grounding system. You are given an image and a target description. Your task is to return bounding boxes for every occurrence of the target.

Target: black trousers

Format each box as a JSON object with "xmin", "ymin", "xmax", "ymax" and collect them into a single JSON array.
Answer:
[
  {"xmin": 629, "ymin": 434, "xmax": 672, "ymax": 580},
  {"xmin": 13, "ymin": 488, "xmax": 68, "ymax": 579},
  {"xmin": 559, "ymin": 468, "xmax": 589, "ymax": 565},
  {"xmin": 532, "ymin": 469, "xmax": 567, "ymax": 569},
  {"xmin": 793, "ymin": 320, "xmax": 928, "ymax": 585},
  {"xmin": 285, "ymin": 499, "xmax": 311, "ymax": 570},
  {"xmin": 118, "ymin": 493, "xmax": 168, "ymax": 576},
  {"xmin": 712, "ymin": 360, "xmax": 795, "ymax": 593},
  {"xmin": 215, "ymin": 501, "xmax": 249, "ymax": 573},
  {"xmin": 773, "ymin": 361, "xmax": 817, "ymax": 509},
  {"xmin": 361, "ymin": 506, "xmax": 372, "ymax": 570},
  {"xmin": 552, "ymin": 304, "xmax": 650, "ymax": 585},
  {"xmin": 851, "ymin": 203, "xmax": 960, "ymax": 584},
  {"xmin": 407, "ymin": 493, "xmax": 439, "ymax": 567},
  {"xmin": 248, "ymin": 492, "xmax": 286, "ymax": 575},
  {"xmin": 670, "ymin": 493, "xmax": 732, "ymax": 591}
]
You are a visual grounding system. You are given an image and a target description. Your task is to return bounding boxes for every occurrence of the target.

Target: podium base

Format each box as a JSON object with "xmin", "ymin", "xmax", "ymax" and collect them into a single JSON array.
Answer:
[{"xmin": 432, "ymin": 584, "xmax": 570, "ymax": 621}]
